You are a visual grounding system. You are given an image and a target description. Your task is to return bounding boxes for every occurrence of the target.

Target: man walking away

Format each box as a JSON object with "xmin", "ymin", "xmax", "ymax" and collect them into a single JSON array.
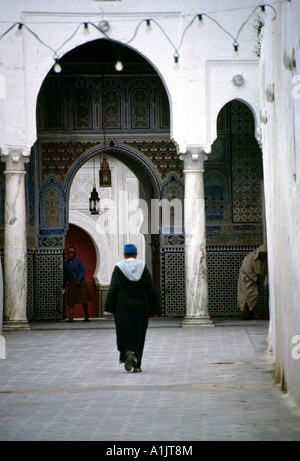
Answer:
[{"xmin": 105, "ymin": 244, "xmax": 161, "ymax": 372}]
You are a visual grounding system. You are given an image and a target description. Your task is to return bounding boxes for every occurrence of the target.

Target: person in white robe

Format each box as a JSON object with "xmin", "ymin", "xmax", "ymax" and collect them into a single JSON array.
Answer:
[{"xmin": 237, "ymin": 244, "xmax": 268, "ymax": 319}]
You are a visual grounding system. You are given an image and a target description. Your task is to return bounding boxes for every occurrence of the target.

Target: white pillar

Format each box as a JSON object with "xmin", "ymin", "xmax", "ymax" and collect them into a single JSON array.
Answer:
[
  {"xmin": 0, "ymin": 254, "xmax": 3, "ymax": 333},
  {"xmin": 182, "ymin": 147, "xmax": 214, "ymax": 327},
  {"xmin": 1, "ymin": 148, "xmax": 30, "ymax": 330}
]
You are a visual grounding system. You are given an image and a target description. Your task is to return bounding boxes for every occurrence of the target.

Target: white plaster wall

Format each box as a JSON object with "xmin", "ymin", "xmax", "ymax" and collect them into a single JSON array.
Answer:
[
  {"xmin": 206, "ymin": 59, "xmax": 260, "ymax": 145},
  {"xmin": 0, "ymin": 0, "xmax": 263, "ymax": 152},
  {"xmin": 259, "ymin": 1, "xmax": 300, "ymax": 405}
]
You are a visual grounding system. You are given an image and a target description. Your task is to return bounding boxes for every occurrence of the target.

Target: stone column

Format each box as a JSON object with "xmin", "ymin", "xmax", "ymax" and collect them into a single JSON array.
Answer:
[
  {"xmin": 182, "ymin": 146, "xmax": 214, "ymax": 327},
  {"xmin": 0, "ymin": 254, "xmax": 3, "ymax": 333},
  {"xmin": 1, "ymin": 148, "xmax": 30, "ymax": 330}
]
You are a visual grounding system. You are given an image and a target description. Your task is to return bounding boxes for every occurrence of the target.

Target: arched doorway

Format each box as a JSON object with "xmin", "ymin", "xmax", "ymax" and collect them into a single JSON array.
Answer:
[
  {"xmin": 205, "ymin": 99, "xmax": 268, "ymax": 317},
  {"xmin": 34, "ymin": 37, "xmax": 177, "ymax": 320},
  {"xmin": 67, "ymin": 150, "xmax": 150, "ymax": 285},
  {"xmin": 65, "ymin": 224, "xmax": 97, "ymax": 319}
]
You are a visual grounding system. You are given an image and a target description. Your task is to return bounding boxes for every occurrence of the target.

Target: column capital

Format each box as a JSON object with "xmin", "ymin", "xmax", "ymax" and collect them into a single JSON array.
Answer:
[
  {"xmin": 180, "ymin": 145, "xmax": 208, "ymax": 171},
  {"xmin": 1, "ymin": 145, "xmax": 30, "ymax": 170}
]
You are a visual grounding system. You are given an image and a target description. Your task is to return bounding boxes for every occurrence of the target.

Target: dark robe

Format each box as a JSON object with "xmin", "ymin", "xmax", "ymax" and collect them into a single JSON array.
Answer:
[
  {"xmin": 63, "ymin": 257, "xmax": 93, "ymax": 306},
  {"xmin": 105, "ymin": 262, "xmax": 161, "ymax": 368}
]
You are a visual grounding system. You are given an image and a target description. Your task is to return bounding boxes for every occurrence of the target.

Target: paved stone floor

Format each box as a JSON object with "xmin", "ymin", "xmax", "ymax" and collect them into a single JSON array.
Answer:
[{"xmin": 1, "ymin": 317, "xmax": 300, "ymax": 442}]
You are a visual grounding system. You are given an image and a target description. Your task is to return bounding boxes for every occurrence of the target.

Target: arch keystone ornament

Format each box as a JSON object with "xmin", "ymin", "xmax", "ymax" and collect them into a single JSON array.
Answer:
[{"xmin": 182, "ymin": 146, "xmax": 214, "ymax": 327}]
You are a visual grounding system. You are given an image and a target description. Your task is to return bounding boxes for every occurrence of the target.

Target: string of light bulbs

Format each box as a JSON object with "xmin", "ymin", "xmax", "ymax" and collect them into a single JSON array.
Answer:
[{"xmin": 0, "ymin": 3, "xmax": 278, "ymax": 72}]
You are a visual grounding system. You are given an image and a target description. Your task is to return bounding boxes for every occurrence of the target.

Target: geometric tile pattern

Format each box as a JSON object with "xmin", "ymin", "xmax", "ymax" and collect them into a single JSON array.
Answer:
[
  {"xmin": 231, "ymin": 100, "xmax": 263, "ymax": 223},
  {"xmin": 20, "ymin": 247, "xmax": 268, "ymax": 320},
  {"xmin": 207, "ymin": 246, "xmax": 268, "ymax": 317},
  {"xmin": 126, "ymin": 140, "xmax": 183, "ymax": 180},
  {"xmin": 204, "ymin": 100, "xmax": 264, "ymax": 245},
  {"xmin": 161, "ymin": 247, "xmax": 269, "ymax": 318},
  {"xmin": 32, "ymin": 251, "xmax": 64, "ymax": 320},
  {"xmin": 161, "ymin": 248, "xmax": 185, "ymax": 317}
]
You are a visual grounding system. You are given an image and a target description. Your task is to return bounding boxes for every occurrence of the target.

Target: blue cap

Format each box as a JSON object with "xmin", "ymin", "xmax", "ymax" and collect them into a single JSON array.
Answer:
[{"xmin": 124, "ymin": 244, "xmax": 137, "ymax": 255}]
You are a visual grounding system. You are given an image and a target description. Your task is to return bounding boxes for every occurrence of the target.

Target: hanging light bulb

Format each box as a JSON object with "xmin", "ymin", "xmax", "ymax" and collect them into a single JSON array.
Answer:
[
  {"xmin": 145, "ymin": 19, "xmax": 152, "ymax": 31},
  {"xmin": 173, "ymin": 54, "xmax": 180, "ymax": 70},
  {"xmin": 15, "ymin": 23, "xmax": 23, "ymax": 37},
  {"xmin": 83, "ymin": 22, "xmax": 90, "ymax": 36},
  {"xmin": 115, "ymin": 60, "xmax": 123, "ymax": 72},
  {"xmin": 198, "ymin": 14, "xmax": 204, "ymax": 26},
  {"xmin": 53, "ymin": 59, "xmax": 62, "ymax": 73}
]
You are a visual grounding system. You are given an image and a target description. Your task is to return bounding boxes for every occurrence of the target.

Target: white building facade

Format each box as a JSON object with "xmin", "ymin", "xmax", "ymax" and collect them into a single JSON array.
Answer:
[{"xmin": 0, "ymin": 0, "xmax": 299, "ymax": 407}]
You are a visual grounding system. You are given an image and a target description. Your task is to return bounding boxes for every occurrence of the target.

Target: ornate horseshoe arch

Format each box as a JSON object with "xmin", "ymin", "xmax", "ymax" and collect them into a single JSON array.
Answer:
[
  {"xmin": 66, "ymin": 139, "xmax": 162, "ymax": 285},
  {"xmin": 65, "ymin": 139, "xmax": 161, "ymax": 201}
]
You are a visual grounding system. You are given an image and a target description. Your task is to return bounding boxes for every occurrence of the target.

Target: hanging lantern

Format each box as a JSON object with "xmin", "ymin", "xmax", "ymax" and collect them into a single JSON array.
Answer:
[
  {"xmin": 89, "ymin": 186, "xmax": 100, "ymax": 215},
  {"xmin": 89, "ymin": 156, "xmax": 100, "ymax": 215},
  {"xmin": 99, "ymin": 155, "xmax": 112, "ymax": 187}
]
